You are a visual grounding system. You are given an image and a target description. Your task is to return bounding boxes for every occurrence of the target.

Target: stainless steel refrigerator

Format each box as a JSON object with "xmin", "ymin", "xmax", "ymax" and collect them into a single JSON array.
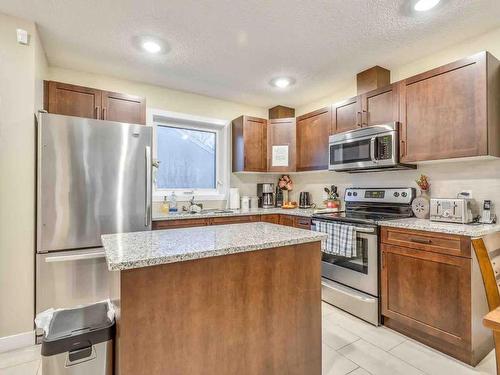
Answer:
[{"xmin": 36, "ymin": 113, "xmax": 152, "ymax": 314}]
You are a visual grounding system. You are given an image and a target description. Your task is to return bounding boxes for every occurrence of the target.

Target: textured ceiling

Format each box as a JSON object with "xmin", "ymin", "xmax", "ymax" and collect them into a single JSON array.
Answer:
[{"xmin": 2, "ymin": 0, "xmax": 500, "ymax": 107}]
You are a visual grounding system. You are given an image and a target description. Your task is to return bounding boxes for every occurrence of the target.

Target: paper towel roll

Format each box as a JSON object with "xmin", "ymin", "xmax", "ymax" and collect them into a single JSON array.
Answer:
[{"xmin": 229, "ymin": 188, "xmax": 240, "ymax": 209}]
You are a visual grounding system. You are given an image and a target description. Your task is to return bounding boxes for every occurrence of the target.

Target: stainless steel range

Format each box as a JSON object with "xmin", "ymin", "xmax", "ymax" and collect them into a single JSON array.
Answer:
[{"xmin": 312, "ymin": 187, "xmax": 415, "ymax": 325}]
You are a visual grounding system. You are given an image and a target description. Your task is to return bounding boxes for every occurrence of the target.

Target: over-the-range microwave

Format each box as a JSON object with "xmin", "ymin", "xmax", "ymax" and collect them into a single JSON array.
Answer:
[{"xmin": 329, "ymin": 122, "xmax": 416, "ymax": 173}]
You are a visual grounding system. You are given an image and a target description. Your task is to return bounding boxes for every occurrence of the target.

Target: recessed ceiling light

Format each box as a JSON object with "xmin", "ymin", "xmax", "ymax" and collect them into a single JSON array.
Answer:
[
  {"xmin": 142, "ymin": 40, "xmax": 162, "ymax": 54},
  {"xmin": 414, "ymin": 0, "xmax": 440, "ymax": 12},
  {"xmin": 270, "ymin": 77, "xmax": 295, "ymax": 89}
]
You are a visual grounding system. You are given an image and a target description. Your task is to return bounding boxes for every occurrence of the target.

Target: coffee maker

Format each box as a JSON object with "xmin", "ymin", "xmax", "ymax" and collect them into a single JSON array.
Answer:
[{"xmin": 257, "ymin": 183, "xmax": 275, "ymax": 208}]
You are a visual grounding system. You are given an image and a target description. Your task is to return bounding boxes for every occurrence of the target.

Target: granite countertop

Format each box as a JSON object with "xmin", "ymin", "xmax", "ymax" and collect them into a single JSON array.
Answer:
[
  {"xmin": 101, "ymin": 222, "xmax": 327, "ymax": 271},
  {"xmin": 152, "ymin": 207, "xmax": 317, "ymax": 221},
  {"xmin": 377, "ymin": 218, "xmax": 500, "ymax": 237}
]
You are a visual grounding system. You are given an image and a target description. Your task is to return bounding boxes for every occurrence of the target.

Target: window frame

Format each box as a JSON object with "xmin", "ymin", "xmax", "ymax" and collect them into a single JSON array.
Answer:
[{"xmin": 148, "ymin": 108, "xmax": 229, "ymax": 202}]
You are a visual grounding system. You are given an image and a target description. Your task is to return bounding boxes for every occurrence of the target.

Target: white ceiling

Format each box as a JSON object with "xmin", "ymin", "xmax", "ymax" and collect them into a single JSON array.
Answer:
[{"xmin": 2, "ymin": 0, "xmax": 500, "ymax": 107}]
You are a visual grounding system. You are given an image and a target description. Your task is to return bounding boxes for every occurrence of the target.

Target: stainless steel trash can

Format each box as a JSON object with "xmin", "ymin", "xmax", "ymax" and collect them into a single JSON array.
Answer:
[{"xmin": 41, "ymin": 302, "xmax": 115, "ymax": 375}]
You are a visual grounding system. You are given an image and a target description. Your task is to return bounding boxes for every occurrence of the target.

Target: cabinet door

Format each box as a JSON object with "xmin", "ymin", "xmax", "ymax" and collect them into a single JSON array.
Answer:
[
  {"xmin": 152, "ymin": 218, "xmax": 209, "ymax": 229},
  {"xmin": 243, "ymin": 116, "xmax": 267, "ymax": 172},
  {"xmin": 45, "ymin": 81, "xmax": 101, "ymax": 119},
  {"xmin": 399, "ymin": 54, "xmax": 487, "ymax": 162},
  {"xmin": 261, "ymin": 214, "xmax": 280, "ymax": 224},
  {"xmin": 267, "ymin": 118, "xmax": 296, "ymax": 172},
  {"xmin": 102, "ymin": 91, "xmax": 146, "ymax": 125},
  {"xmin": 296, "ymin": 107, "xmax": 331, "ymax": 171},
  {"xmin": 210, "ymin": 215, "xmax": 260, "ymax": 225},
  {"xmin": 279, "ymin": 215, "xmax": 295, "ymax": 227},
  {"xmin": 294, "ymin": 217, "xmax": 312, "ymax": 230},
  {"xmin": 331, "ymin": 97, "xmax": 361, "ymax": 134},
  {"xmin": 362, "ymin": 85, "xmax": 399, "ymax": 126},
  {"xmin": 381, "ymin": 243, "xmax": 471, "ymax": 349}
]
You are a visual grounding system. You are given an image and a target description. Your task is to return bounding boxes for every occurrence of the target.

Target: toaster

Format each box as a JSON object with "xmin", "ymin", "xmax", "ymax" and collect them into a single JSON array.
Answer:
[{"xmin": 430, "ymin": 198, "xmax": 476, "ymax": 224}]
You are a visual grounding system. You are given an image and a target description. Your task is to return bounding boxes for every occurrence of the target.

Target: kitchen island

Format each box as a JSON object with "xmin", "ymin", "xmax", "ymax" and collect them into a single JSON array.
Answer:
[{"xmin": 102, "ymin": 222, "xmax": 326, "ymax": 375}]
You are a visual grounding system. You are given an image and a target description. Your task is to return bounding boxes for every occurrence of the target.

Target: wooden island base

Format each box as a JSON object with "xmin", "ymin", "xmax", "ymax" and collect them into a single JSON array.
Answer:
[{"xmin": 115, "ymin": 242, "xmax": 322, "ymax": 375}]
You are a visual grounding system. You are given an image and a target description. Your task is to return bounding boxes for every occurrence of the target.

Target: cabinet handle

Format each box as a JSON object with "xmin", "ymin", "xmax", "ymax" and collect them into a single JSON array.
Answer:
[
  {"xmin": 102, "ymin": 107, "xmax": 107, "ymax": 120},
  {"xmin": 410, "ymin": 237, "xmax": 432, "ymax": 244},
  {"xmin": 381, "ymin": 252, "xmax": 386, "ymax": 269},
  {"xmin": 362, "ymin": 110, "xmax": 368, "ymax": 126},
  {"xmin": 95, "ymin": 106, "xmax": 100, "ymax": 119},
  {"xmin": 400, "ymin": 140, "xmax": 406, "ymax": 158},
  {"xmin": 356, "ymin": 112, "xmax": 362, "ymax": 127}
]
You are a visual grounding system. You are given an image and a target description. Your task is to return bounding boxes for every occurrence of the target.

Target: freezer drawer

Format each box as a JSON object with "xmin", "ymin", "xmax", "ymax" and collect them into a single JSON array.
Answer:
[{"xmin": 36, "ymin": 248, "xmax": 112, "ymax": 314}]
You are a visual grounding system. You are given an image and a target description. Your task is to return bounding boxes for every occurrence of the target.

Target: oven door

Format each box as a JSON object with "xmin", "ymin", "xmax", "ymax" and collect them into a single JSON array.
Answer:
[
  {"xmin": 329, "ymin": 126, "xmax": 398, "ymax": 171},
  {"xmin": 320, "ymin": 225, "xmax": 379, "ymax": 296}
]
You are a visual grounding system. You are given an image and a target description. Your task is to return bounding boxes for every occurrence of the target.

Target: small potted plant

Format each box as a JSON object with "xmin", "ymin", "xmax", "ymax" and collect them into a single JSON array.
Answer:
[
  {"xmin": 324, "ymin": 185, "xmax": 340, "ymax": 210},
  {"xmin": 278, "ymin": 175, "xmax": 293, "ymax": 205},
  {"xmin": 412, "ymin": 174, "xmax": 431, "ymax": 219}
]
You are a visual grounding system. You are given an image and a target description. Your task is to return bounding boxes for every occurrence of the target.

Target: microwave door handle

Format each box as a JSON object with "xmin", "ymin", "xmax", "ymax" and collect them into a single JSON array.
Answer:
[{"xmin": 370, "ymin": 137, "xmax": 378, "ymax": 163}]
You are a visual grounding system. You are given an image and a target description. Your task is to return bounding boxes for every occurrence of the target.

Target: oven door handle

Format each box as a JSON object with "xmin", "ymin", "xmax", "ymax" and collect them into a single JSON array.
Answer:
[
  {"xmin": 370, "ymin": 137, "xmax": 378, "ymax": 163},
  {"xmin": 312, "ymin": 221, "xmax": 376, "ymax": 234}
]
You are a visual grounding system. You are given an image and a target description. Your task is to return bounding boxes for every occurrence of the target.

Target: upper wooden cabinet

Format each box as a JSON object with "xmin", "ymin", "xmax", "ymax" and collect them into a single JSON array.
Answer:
[
  {"xmin": 399, "ymin": 52, "xmax": 500, "ymax": 163},
  {"xmin": 101, "ymin": 91, "xmax": 146, "ymax": 124},
  {"xmin": 267, "ymin": 118, "xmax": 296, "ymax": 172},
  {"xmin": 44, "ymin": 81, "xmax": 102, "ymax": 120},
  {"xmin": 296, "ymin": 107, "xmax": 331, "ymax": 171},
  {"xmin": 232, "ymin": 116, "xmax": 267, "ymax": 172},
  {"xmin": 44, "ymin": 81, "xmax": 146, "ymax": 125},
  {"xmin": 332, "ymin": 97, "xmax": 360, "ymax": 134},
  {"xmin": 362, "ymin": 84, "xmax": 399, "ymax": 127},
  {"xmin": 331, "ymin": 84, "xmax": 399, "ymax": 134}
]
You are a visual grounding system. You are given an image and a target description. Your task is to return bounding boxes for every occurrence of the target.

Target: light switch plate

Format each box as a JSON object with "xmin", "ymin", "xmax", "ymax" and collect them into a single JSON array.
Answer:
[{"xmin": 16, "ymin": 29, "xmax": 29, "ymax": 45}]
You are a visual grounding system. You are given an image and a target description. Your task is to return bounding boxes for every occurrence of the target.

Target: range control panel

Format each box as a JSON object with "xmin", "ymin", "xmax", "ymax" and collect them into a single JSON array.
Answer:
[{"xmin": 345, "ymin": 188, "xmax": 416, "ymax": 205}]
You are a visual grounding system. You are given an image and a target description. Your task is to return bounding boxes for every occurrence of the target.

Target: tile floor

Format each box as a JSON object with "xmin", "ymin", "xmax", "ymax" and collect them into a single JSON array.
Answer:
[{"xmin": 0, "ymin": 302, "xmax": 496, "ymax": 375}]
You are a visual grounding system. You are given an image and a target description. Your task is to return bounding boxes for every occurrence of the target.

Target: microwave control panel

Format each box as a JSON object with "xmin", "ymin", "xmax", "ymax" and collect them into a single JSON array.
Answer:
[{"xmin": 376, "ymin": 136, "xmax": 392, "ymax": 160}]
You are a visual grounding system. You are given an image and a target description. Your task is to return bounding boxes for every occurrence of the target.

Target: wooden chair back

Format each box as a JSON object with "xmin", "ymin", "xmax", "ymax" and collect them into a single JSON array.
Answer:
[
  {"xmin": 472, "ymin": 233, "xmax": 500, "ymax": 374},
  {"xmin": 473, "ymin": 235, "xmax": 500, "ymax": 311}
]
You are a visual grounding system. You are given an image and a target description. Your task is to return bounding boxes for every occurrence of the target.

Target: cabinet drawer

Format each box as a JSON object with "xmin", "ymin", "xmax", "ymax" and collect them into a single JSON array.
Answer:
[
  {"xmin": 153, "ymin": 218, "xmax": 209, "ymax": 230},
  {"xmin": 381, "ymin": 227, "xmax": 471, "ymax": 258},
  {"xmin": 294, "ymin": 217, "xmax": 312, "ymax": 229},
  {"xmin": 210, "ymin": 215, "xmax": 260, "ymax": 225}
]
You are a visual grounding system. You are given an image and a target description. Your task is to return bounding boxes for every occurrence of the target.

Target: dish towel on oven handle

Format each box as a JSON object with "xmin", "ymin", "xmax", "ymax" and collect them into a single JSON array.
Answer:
[{"xmin": 314, "ymin": 221, "xmax": 357, "ymax": 257}]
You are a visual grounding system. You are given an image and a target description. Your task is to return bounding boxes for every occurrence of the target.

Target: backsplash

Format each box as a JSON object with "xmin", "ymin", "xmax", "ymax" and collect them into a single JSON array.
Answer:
[
  {"xmin": 288, "ymin": 158, "xmax": 500, "ymax": 215},
  {"xmin": 153, "ymin": 159, "xmax": 500, "ymax": 218}
]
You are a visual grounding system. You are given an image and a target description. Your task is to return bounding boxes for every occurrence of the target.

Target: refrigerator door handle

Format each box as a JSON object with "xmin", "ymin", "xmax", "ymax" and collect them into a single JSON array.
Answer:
[
  {"xmin": 44, "ymin": 251, "xmax": 106, "ymax": 263},
  {"xmin": 145, "ymin": 146, "xmax": 152, "ymax": 227}
]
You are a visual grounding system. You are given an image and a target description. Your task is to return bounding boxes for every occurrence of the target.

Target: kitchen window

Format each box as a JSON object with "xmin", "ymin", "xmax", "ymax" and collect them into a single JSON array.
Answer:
[{"xmin": 150, "ymin": 109, "xmax": 229, "ymax": 201}]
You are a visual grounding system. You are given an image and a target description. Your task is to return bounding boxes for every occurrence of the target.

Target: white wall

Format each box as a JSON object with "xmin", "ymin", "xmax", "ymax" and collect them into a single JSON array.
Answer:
[{"xmin": 0, "ymin": 13, "xmax": 46, "ymax": 339}]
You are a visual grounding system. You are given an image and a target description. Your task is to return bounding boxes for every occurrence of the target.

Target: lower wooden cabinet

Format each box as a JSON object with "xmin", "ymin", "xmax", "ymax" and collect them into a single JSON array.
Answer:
[
  {"xmin": 153, "ymin": 214, "xmax": 312, "ymax": 230},
  {"xmin": 380, "ymin": 226, "xmax": 491, "ymax": 365},
  {"xmin": 294, "ymin": 217, "xmax": 312, "ymax": 230},
  {"xmin": 211, "ymin": 215, "xmax": 260, "ymax": 225},
  {"xmin": 152, "ymin": 218, "xmax": 209, "ymax": 230},
  {"xmin": 261, "ymin": 214, "xmax": 280, "ymax": 224},
  {"xmin": 279, "ymin": 215, "xmax": 295, "ymax": 227}
]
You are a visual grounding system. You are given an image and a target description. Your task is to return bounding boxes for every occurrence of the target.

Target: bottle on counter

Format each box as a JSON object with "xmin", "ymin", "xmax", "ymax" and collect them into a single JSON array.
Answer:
[
  {"xmin": 168, "ymin": 191, "xmax": 178, "ymax": 212},
  {"xmin": 250, "ymin": 196, "xmax": 259, "ymax": 209},
  {"xmin": 241, "ymin": 196, "xmax": 250, "ymax": 211},
  {"xmin": 160, "ymin": 196, "xmax": 170, "ymax": 214}
]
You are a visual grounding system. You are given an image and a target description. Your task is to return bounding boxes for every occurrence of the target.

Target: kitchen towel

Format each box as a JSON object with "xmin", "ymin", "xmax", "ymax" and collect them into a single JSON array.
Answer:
[{"xmin": 314, "ymin": 221, "xmax": 357, "ymax": 257}]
